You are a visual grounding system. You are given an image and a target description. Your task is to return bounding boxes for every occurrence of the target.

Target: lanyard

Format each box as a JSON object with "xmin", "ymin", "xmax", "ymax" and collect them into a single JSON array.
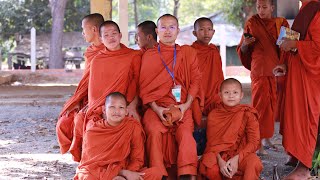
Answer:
[{"xmin": 157, "ymin": 44, "xmax": 177, "ymax": 85}]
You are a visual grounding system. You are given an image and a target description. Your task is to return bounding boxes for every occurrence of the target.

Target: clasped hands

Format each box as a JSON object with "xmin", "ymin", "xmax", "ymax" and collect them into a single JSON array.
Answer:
[{"xmin": 218, "ymin": 154, "xmax": 239, "ymax": 179}]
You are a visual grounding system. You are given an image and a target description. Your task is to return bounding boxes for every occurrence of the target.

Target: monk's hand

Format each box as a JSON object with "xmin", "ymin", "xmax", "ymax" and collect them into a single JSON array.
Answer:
[
  {"xmin": 120, "ymin": 170, "xmax": 145, "ymax": 180},
  {"xmin": 226, "ymin": 155, "xmax": 239, "ymax": 177},
  {"xmin": 127, "ymin": 103, "xmax": 141, "ymax": 122},
  {"xmin": 243, "ymin": 36, "xmax": 256, "ymax": 46},
  {"xmin": 273, "ymin": 64, "xmax": 287, "ymax": 76},
  {"xmin": 218, "ymin": 155, "xmax": 232, "ymax": 178},
  {"xmin": 150, "ymin": 102, "xmax": 169, "ymax": 122},
  {"xmin": 175, "ymin": 103, "xmax": 189, "ymax": 121},
  {"xmin": 66, "ymin": 103, "xmax": 80, "ymax": 117},
  {"xmin": 280, "ymin": 39, "xmax": 297, "ymax": 52}
]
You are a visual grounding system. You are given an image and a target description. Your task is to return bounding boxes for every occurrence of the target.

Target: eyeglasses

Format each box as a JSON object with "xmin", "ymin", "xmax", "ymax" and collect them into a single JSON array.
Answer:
[{"xmin": 158, "ymin": 26, "xmax": 177, "ymax": 32}]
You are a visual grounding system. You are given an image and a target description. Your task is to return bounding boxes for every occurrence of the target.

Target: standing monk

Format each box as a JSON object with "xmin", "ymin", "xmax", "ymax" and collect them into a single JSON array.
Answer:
[
  {"xmin": 56, "ymin": 13, "xmax": 105, "ymax": 154},
  {"xmin": 273, "ymin": 0, "xmax": 320, "ymax": 179},
  {"xmin": 135, "ymin": 20, "xmax": 158, "ymax": 52},
  {"xmin": 191, "ymin": 17, "xmax": 224, "ymax": 126},
  {"xmin": 69, "ymin": 20, "xmax": 141, "ymax": 162},
  {"xmin": 139, "ymin": 14, "xmax": 201, "ymax": 179},
  {"xmin": 237, "ymin": 0, "xmax": 289, "ymax": 154}
]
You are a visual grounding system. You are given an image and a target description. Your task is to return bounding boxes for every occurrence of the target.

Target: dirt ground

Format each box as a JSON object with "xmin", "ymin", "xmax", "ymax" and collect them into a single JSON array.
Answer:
[{"xmin": 0, "ymin": 71, "xmax": 295, "ymax": 179}]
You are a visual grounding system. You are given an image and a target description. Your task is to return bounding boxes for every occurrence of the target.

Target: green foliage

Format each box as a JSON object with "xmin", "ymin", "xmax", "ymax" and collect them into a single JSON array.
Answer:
[
  {"xmin": 312, "ymin": 143, "xmax": 320, "ymax": 176},
  {"xmin": 218, "ymin": 0, "xmax": 255, "ymax": 28},
  {"xmin": 0, "ymin": 0, "xmax": 89, "ymax": 61}
]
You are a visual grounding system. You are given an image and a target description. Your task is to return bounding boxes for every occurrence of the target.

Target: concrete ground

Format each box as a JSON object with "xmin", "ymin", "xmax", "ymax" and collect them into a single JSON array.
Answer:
[{"xmin": 0, "ymin": 69, "xmax": 296, "ymax": 179}]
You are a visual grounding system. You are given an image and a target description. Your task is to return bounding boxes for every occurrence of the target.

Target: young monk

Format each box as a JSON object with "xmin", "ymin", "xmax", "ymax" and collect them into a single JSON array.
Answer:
[
  {"xmin": 237, "ymin": 0, "xmax": 289, "ymax": 154},
  {"xmin": 69, "ymin": 20, "xmax": 141, "ymax": 162},
  {"xmin": 273, "ymin": 0, "xmax": 320, "ymax": 179},
  {"xmin": 135, "ymin": 20, "xmax": 158, "ymax": 52},
  {"xmin": 56, "ymin": 13, "xmax": 105, "ymax": 154},
  {"xmin": 139, "ymin": 14, "xmax": 201, "ymax": 179},
  {"xmin": 191, "ymin": 17, "xmax": 224, "ymax": 126},
  {"xmin": 74, "ymin": 92, "xmax": 162, "ymax": 180},
  {"xmin": 198, "ymin": 78, "xmax": 262, "ymax": 179}
]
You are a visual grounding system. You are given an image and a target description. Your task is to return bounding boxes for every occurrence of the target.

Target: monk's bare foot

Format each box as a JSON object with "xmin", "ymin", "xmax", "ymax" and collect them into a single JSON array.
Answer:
[
  {"xmin": 285, "ymin": 155, "xmax": 298, "ymax": 167},
  {"xmin": 257, "ymin": 146, "xmax": 268, "ymax": 155},
  {"xmin": 283, "ymin": 162, "xmax": 311, "ymax": 180},
  {"xmin": 112, "ymin": 176, "xmax": 126, "ymax": 180},
  {"xmin": 262, "ymin": 138, "xmax": 278, "ymax": 151}
]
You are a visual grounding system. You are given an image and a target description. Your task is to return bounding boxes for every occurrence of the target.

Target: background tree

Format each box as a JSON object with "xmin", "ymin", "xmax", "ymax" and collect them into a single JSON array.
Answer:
[{"xmin": 48, "ymin": 0, "xmax": 68, "ymax": 69}]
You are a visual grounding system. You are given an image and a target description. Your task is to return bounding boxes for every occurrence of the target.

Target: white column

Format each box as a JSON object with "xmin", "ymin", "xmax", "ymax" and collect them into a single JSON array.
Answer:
[
  {"xmin": 119, "ymin": 0, "xmax": 128, "ymax": 46},
  {"xmin": 31, "ymin": 27, "xmax": 36, "ymax": 72},
  {"xmin": 220, "ymin": 24, "xmax": 227, "ymax": 77}
]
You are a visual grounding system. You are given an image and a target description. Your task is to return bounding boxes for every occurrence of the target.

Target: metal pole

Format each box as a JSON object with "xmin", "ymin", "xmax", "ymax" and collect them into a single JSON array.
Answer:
[{"xmin": 31, "ymin": 27, "xmax": 36, "ymax": 72}]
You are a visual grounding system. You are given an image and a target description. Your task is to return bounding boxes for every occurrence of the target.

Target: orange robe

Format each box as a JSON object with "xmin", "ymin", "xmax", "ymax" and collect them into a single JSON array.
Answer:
[
  {"xmin": 74, "ymin": 117, "xmax": 162, "ymax": 180},
  {"xmin": 191, "ymin": 41, "xmax": 224, "ymax": 126},
  {"xmin": 139, "ymin": 42, "xmax": 201, "ymax": 176},
  {"xmin": 69, "ymin": 44, "xmax": 141, "ymax": 162},
  {"xmin": 282, "ymin": 5, "xmax": 320, "ymax": 168},
  {"xmin": 237, "ymin": 15, "xmax": 289, "ymax": 139},
  {"xmin": 56, "ymin": 43, "xmax": 105, "ymax": 154},
  {"xmin": 199, "ymin": 104, "xmax": 262, "ymax": 179}
]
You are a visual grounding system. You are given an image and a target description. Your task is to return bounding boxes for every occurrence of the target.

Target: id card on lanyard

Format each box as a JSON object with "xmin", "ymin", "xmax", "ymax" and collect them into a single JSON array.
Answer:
[{"xmin": 158, "ymin": 44, "xmax": 181, "ymax": 102}]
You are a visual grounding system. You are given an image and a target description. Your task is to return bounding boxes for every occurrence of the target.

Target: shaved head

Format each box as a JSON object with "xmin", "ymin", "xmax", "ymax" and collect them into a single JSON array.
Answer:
[
  {"xmin": 99, "ymin": 20, "xmax": 121, "ymax": 36},
  {"xmin": 194, "ymin": 17, "xmax": 213, "ymax": 30},
  {"xmin": 82, "ymin": 13, "xmax": 104, "ymax": 28},
  {"xmin": 105, "ymin": 92, "xmax": 127, "ymax": 106},
  {"xmin": 157, "ymin": 14, "xmax": 179, "ymax": 27},
  {"xmin": 257, "ymin": 0, "xmax": 274, "ymax": 5},
  {"xmin": 137, "ymin": 20, "xmax": 157, "ymax": 40},
  {"xmin": 220, "ymin": 78, "xmax": 242, "ymax": 92}
]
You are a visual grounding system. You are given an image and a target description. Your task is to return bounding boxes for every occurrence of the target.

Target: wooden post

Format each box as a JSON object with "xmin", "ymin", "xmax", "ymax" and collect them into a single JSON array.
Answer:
[{"xmin": 90, "ymin": 0, "xmax": 112, "ymax": 20}]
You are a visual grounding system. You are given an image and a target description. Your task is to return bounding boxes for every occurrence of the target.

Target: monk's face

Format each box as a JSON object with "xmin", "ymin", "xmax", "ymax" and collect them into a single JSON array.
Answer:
[
  {"xmin": 256, "ymin": 0, "xmax": 274, "ymax": 19},
  {"xmin": 135, "ymin": 27, "xmax": 149, "ymax": 49},
  {"xmin": 193, "ymin": 20, "xmax": 215, "ymax": 45},
  {"xmin": 156, "ymin": 16, "xmax": 180, "ymax": 46},
  {"xmin": 105, "ymin": 96, "xmax": 128, "ymax": 126},
  {"xmin": 219, "ymin": 83, "xmax": 244, "ymax": 107},
  {"xmin": 100, "ymin": 25, "xmax": 122, "ymax": 51},
  {"xmin": 81, "ymin": 19, "xmax": 96, "ymax": 43}
]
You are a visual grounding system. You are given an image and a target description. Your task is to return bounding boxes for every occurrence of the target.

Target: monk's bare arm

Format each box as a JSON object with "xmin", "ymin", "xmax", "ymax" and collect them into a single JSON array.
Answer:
[
  {"xmin": 126, "ymin": 124, "xmax": 145, "ymax": 171},
  {"xmin": 238, "ymin": 112, "xmax": 260, "ymax": 162}
]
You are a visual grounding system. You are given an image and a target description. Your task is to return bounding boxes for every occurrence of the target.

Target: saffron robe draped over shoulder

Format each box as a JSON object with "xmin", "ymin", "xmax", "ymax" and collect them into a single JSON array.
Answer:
[
  {"xmin": 191, "ymin": 41, "xmax": 224, "ymax": 125},
  {"xmin": 69, "ymin": 44, "xmax": 141, "ymax": 162},
  {"xmin": 282, "ymin": 1, "xmax": 320, "ymax": 168},
  {"xmin": 74, "ymin": 117, "xmax": 161, "ymax": 180},
  {"xmin": 139, "ymin": 42, "xmax": 201, "ymax": 176},
  {"xmin": 199, "ymin": 104, "xmax": 262, "ymax": 179},
  {"xmin": 237, "ymin": 15, "xmax": 289, "ymax": 139},
  {"xmin": 56, "ymin": 43, "xmax": 105, "ymax": 154}
]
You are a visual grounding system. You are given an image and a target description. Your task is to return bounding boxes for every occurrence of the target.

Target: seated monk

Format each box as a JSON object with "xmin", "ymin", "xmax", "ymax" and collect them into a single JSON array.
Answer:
[
  {"xmin": 74, "ymin": 92, "xmax": 162, "ymax": 180},
  {"xmin": 139, "ymin": 14, "xmax": 201, "ymax": 179},
  {"xmin": 191, "ymin": 17, "xmax": 224, "ymax": 127},
  {"xmin": 198, "ymin": 78, "xmax": 263, "ymax": 180},
  {"xmin": 69, "ymin": 20, "xmax": 141, "ymax": 162},
  {"xmin": 56, "ymin": 13, "xmax": 105, "ymax": 154},
  {"xmin": 135, "ymin": 20, "xmax": 158, "ymax": 52}
]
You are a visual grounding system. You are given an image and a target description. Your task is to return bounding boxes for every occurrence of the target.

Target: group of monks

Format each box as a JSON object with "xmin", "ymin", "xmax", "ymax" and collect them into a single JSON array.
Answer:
[{"xmin": 55, "ymin": 0, "xmax": 320, "ymax": 179}]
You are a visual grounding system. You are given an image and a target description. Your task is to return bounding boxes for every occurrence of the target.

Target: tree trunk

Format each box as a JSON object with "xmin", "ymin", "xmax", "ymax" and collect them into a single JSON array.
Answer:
[
  {"xmin": 133, "ymin": 0, "xmax": 138, "ymax": 27},
  {"xmin": 49, "ymin": 0, "xmax": 68, "ymax": 69},
  {"xmin": 173, "ymin": 0, "xmax": 180, "ymax": 18}
]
